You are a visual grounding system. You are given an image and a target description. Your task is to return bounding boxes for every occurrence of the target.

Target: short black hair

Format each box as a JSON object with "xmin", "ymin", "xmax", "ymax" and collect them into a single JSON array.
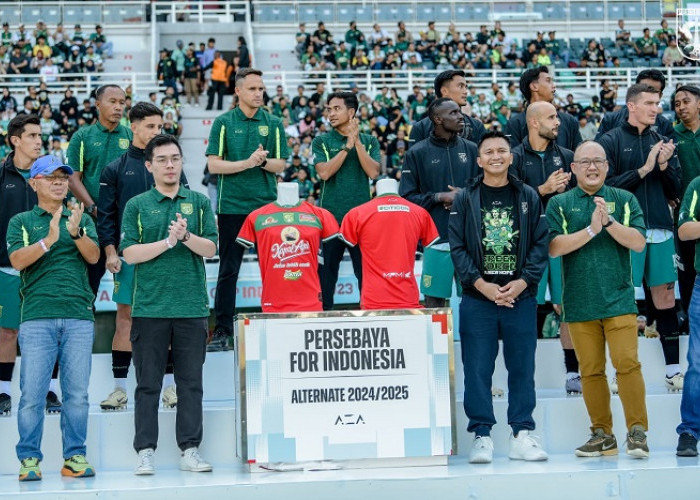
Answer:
[
  {"xmin": 145, "ymin": 134, "xmax": 182, "ymax": 163},
  {"xmin": 477, "ymin": 130, "xmax": 510, "ymax": 153},
  {"xmin": 95, "ymin": 84, "xmax": 124, "ymax": 101},
  {"xmin": 626, "ymin": 83, "xmax": 659, "ymax": 104},
  {"xmin": 8, "ymin": 114, "xmax": 40, "ymax": 150},
  {"xmin": 434, "ymin": 70, "xmax": 466, "ymax": 98},
  {"xmin": 235, "ymin": 67, "xmax": 263, "ymax": 86},
  {"xmin": 326, "ymin": 91, "xmax": 359, "ymax": 113},
  {"xmin": 675, "ymin": 85, "xmax": 700, "ymax": 100},
  {"xmin": 635, "ymin": 69, "xmax": 666, "ymax": 93},
  {"xmin": 128, "ymin": 102, "xmax": 163, "ymax": 122},
  {"xmin": 519, "ymin": 66, "xmax": 549, "ymax": 102},
  {"xmin": 427, "ymin": 97, "xmax": 453, "ymax": 122}
]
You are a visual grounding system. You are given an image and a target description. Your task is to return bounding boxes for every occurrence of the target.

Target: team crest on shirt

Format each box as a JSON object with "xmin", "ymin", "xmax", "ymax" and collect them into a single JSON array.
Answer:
[
  {"xmin": 553, "ymin": 156, "xmax": 562, "ymax": 167},
  {"xmin": 283, "ymin": 213, "xmax": 295, "ymax": 223},
  {"xmin": 180, "ymin": 203, "xmax": 194, "ymax": 215},
  {"xmin": 258, "ymin": 125, "xmax": 269, "ymax": 137},
  {"xmin": 113, "ymin": 281, "xmax": 120, "ymax": 294},
  {"xmin": 606, "ymin": 202, "xmax": 615, "ymax": 214},
  {"xmin": 458, "ymin": 152, "xmax": 467, "ymax": 162},
  {"xmin": 119, "ymin": 138, "xmax": 129, "ymax": 149},
  {"xmin": 423, "ymin": 275, "xmax": 432, "ymax": 287}
]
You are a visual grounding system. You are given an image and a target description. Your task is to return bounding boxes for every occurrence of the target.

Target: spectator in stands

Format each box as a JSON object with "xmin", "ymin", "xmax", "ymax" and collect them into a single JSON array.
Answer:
[
  {"xmin": 52, "ymin": 22, "xmax": 69, "ymax": 58},
  {"xmin": 370, "ymin": 23, "xmax": 390, "ymax": 47},
  {"xmin": 183, "ymin": 47, "xmax": 200, "ymax": 106},
  {"xmin": 12, "ymin": 24, "xmax": 28, "ymax": 45},
  {"xmin": 637, "ymin": 28, "xmax": 658, "ymax": 58},
  {"xmin": 312, "ymin": 21, "xmax": 331, "ymax": 52},
  {"xmin": 157, "ymin": 49, "xmax": 177, "ymax": 99},
  {"xmin": 204, "ymin": 51, "xmax": 231, "ymax": 111},
  {"xmin": 237, "ymin": 36, "xmax": 250, "ymax": 69},
  {"xmin": 170, "ymin": 40, "xmax": 186, "ymax": 84},
  {"xmin": 396, "ymin": 20, "xmax": 412, "ymax": 44},
  {"xmin": 663, "ymin": 36, "xmax": 685, "ymax": 67},
  {"xmin": 615, "ymin": 19, "xmax": 635, "ymax": 50},
  {"xmin": 71, "ymin": 24, "xmax": 85, "ymax": 52},
  {"xmin": 564, "ymin": 94, "xmax": 582, "ymax": 117},
  {"xmin": 39, "ymin": 57, "xmax": 58, "ymax": 83},
  {"xmin": 78, "ymin": 99, "xmax": 96, "ymax": 125},
  {"xmin": 599, "ymin": 80, "xmax": 618, "ymax": 112},
  {"xmin": 206, "ymin": 68, "xmax": 288, "ymax": 351},
  {"xmin": 32, "ymin": 36, "xmax": 51, "ymax": 59},
  {"xmin": 9, "ymin": 45, "xmax": 29, "ymax": 78},
  {"xmin": 0, "ymin": 87, "xmax": 18, "ymax": 116},
  {"xmin": 1, "ymin": 22, "xmax": 11, "ymax": 47},
  {"xmin": 68, "ymin": 45, "xmax": 84, "ymax": 72},
  {"xmin": 295, "ymin": 23, "xmax": 310, "ymax": 59},
  {"xmin": 655, "ymin": 19, "xmax": 674, "ymax": 46},
  {"xmin": 581, "ymin": 39, "xmax": 605, "ymax": 68},
  {"xmin": 578, "ymin": 116, "xmax": 597, "ymax": 141},
  {"xmin": 84, "ymin": 45, "xmax": 104, "ymax": 72}
]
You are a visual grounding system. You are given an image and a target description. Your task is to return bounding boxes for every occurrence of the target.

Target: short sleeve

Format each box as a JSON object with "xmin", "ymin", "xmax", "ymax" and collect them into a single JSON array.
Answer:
[
  {"xmin": 339, "ymin": 207, "xmax": 359, "ymax": 246},
  {"xmin": 6, "ymin": 213, "xmax": 27, "ymax": 258},
  {"xmin": 119, "ymin": 198, "xmax": 141, "ymax": 252},
  {"xmin": 317, "ymin": 206, "xmax": 340, "ymax": 241},
  {"xmin": 624, "ymin": 193, "xmax": 646, "ymax": 236},
  {"xmin": 679, "ymin": 179, "xmax": 700, "ymax": 227},
  {"xmin": 312, "ymin": 136, "xmax": 329, "ymax": 167},
  {"xmin": 66, "ymin": 129, "xmax": 84, "ymax": 172},
  {"xmin": 546, "ymin": 194, "xmax": 566, "ymax": 239},
  {"xmin": 235, "ymin": 212, "xmax": 257, "ymax": 248},
  {"xmin": 81, "ymin": 214, "xmax": 98, "ymax": 245},
  {"xmin": 366, "ymin": 135, "xmax": 381, "ymax": 163},
  {"xmin": 205, "ymin": 116, "xmax": 227, "ymax": 158},
  {"xmin": 419, "ymin": 209, "xmax": 440, "ymax": 247},
  {"xmin": 271, "ymin": 120, "xmax": 289, "ymax": 159},
  {"xmin": 197, "ymin": 194, "xmax": 218, "ymax": 244}
]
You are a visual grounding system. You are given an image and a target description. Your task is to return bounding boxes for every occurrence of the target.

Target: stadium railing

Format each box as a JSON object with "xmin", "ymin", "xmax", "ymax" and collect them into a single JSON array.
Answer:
[{"xmin": 0, "ymin": 1, "xmax": 149, "ymax": 27}]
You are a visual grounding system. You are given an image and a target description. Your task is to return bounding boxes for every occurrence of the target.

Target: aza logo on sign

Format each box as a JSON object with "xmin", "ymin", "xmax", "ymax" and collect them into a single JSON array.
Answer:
[{"xmin": 335, "ymin": 414, "xmax": 365, "ymax": 425}]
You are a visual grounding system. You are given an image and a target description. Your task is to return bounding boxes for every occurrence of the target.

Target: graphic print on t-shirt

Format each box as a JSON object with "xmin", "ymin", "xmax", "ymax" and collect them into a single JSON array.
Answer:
[{"xmin": 480, "ymin": 184, "xmax": 519, "ymax": 286}]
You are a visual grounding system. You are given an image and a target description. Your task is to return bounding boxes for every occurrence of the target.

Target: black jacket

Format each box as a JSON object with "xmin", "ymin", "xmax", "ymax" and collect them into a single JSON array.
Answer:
[
  {"xmin": 510, "ymin": 137, "xmax": 575, "ymax": 207},
  {"xmin": 448, "ymin": 174, "xmax": 548, "ymax": 298},
  {"xmin": 598, "ymin": 121, "xmax": 681, "ymax": 231},
  {"xmin": 408, "ymin": 113, "xmax": 486, "ymax": 147},
  {"xmin": 595, "ymin": 105, "xmax": 674, "ymax": 140},
  {"xmin": 0, "ymin": 153, "xmax": 38, "ymax": 267},
  {"xmin": 97, "ymin": 145, "xmax": 189, "ymax": 249},
  {"xmin": 399, "ymin": 134, "xmax": 479, "ymax": 242},
  {"xmin": 505, "ymin": 109, "xmax": 582, "ymax": 151}
]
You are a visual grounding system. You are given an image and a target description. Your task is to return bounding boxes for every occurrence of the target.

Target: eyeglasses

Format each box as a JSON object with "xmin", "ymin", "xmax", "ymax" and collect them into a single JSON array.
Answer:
[
  {"xmin": 574, "ymin": 158, "xmax": 607, "ymax": 168},
  {"xmin": 36, "ymin": 174, "xmax": 70, "ymax": 182},
  {"xmin": 152, "ymin": 155, "xmax": 183, "ymax": 167}
]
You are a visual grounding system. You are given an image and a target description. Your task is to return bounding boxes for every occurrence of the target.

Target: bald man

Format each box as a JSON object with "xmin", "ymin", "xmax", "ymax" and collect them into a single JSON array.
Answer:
[{"xmin": 510, "ymin": 102, "xmax": 579, "ymax": 394}]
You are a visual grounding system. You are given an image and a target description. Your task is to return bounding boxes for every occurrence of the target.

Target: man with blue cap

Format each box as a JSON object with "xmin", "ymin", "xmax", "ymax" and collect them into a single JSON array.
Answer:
[{"xmin": 6, "ymin": 155, "xmax": 100, "ymax": 481}]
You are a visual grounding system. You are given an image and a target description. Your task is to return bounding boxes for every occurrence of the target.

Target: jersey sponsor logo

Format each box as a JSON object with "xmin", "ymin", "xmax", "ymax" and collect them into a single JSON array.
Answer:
[
  {"xmin": 151, "ymin": 209, "xmax": 161, "ymax": 214},
  {"xmin": 377, "ymin": 204, "xmax": 410, "ymax": 212},
  {"xmin": 272, "ymin": 226, "xmax": 311, "ymax": 263},
  {"xmin": 458, "ymin": 152, "xmax": 467, "ymax": 162},
  {"xmin": 262, "ymin": 216, "xmax": 278, "ymax": 226},
  {"xmin": 624, "ymin": 147, "xmax": 633, "ymax": 152},
  {"xmin": 299, "ymin": 214, "xmax": 317, "ymax": 223},
  {"xmin": 234, "ymin": 129, "xmax": 244, "ymax": 134},
  {"xmin": 93, "ymin": 142, "xmax": 102, "ymax": 147},
  {"xmin": 431, "ymin": 158, "xmax": 440, "ymax": 164},
  {"xmin": 33, "ymin": 226, "xmax": 45, "ymax": 230},
  {"xmin": 283, "ymin": 269, "xmax": 303, "ymax": 280},
  {"xmin": 125, "ymin": 170, "xmax": 135, "ymax": 175},
  {"xmin": 119, "ymin": 138, "xmax": 129, "ymax": 149},
  {"xmin": 258, "ymin": 125, "xmax": 269, "ymax": 137},
  {"xmin": 606, "ymin": 202, "xmax": 615, "ymax": 214},
  {"xmin": 383, "ymin": 271, "xmax": 412, "ymax": 279},
  {"xmin": 4, "ymin": 183, "xmax": 15, "ymax": 189},
  {"xmin": 180, "ymin": 202, "xmax": 193, "ymax": 215}
]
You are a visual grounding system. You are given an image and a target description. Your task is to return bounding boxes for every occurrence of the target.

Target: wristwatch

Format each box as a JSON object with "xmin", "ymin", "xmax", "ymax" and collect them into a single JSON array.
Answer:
[
  {"xmin": 86, "ymin": 204, "xmax": 97, "ymax": 216},
  {"xmin": 603, "ymin": 216, "xmax": 614, "ymax": 228},
  {"xmin": 342, "ymin": 145, "xmax": 353, "ymax": 153},
  {"xmin": 258, "ymin": 160, "xmax": 268, "ymax": 169},
  {"xmin": 70, "ymin": 227, "xmax": 85, "ymax": 240}
]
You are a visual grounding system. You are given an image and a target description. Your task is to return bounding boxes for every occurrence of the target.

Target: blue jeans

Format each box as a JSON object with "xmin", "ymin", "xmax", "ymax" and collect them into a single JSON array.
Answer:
[
  {"xmin": 678, "ymin": 275, "xmax": 700, "ymax": 439},
  {"xmin": 460, "ymin": 293, "xmax": 538, "ymax": 436},
  {"xmin": 16, "ymin": 319, "xmax": 94, "ymax": 461}
]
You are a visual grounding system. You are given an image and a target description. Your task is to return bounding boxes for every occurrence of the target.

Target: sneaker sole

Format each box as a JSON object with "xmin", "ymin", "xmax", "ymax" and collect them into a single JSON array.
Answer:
[
  {"xmin": 134, "ymin": 468, "xmax": 155, "ymax": 476},
  {"xmin": 61, "ymin": 466, "xmax": 95, "ymax": 477},
  {"xmin": 626, "ymin": 448, "xmax": 649, "ymax": 459},
  {"xmin": 180, "ymin": 465, "xmax": 213, "ymax": 472},
  {"xmin": 19, "ymin": 471, "xmax": 41, "ymax": 481},
  {"xmin": 469, "ymin": 457, "xmax": 493, "ymax": 464},
  {"xmin": 676, "ymin": 448, "xmax": 698, "ymax": 457},
  {"xmin": 566, "ymin": 391, "xmax": 582, "ymax": 396},
  {"xmin": 100, "ymin": 404, "xmax": 127, "ymax": 411},
  {"xmin": 162, "ymin": 403, "xmax": 177, "ymax": 409},
  {"xmin": 508, "ymin": 454, "xmax": 548, "ymax": 461},
  {"xmin": 575, "ymin": 448, "xmax": 618, "ymax": 457},
  {"xmin": 666, "ymin": 387, "xmax": 683, "ymax": 393}
]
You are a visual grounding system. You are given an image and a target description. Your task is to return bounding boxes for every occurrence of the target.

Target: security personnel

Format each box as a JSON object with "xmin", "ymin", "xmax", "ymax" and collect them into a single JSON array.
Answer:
[
  {"xmin": 97, "ymin": 102, "xmax": 188, "ymax": 411},
  {"xmin": 598, "ymin": 83, "xmax": 683, "ymax": 391},
  {"xmin": 206, "ymin": 68, "xmax": 288, "ymax": 351},
  {"xmin": 409, "ymin": 69, "xmax": 486, "ymax": 146},
  {"xmin": 121, "ymin": 134, "xmax": 217, "ymax": 475},
  {"xmin": 67, "ymin": 84, "xmax": 132, "ymax": 295},
  {"xmin": 505, "ymin": 66, "xmax": 581, "ymax": 151},
  {"xmin": 400, "ymin": 97, "xmax": 479, "ymax": 307},
  {"xmin": 312, "ymin": 91, "xmax": 381, "ymax": 310}
]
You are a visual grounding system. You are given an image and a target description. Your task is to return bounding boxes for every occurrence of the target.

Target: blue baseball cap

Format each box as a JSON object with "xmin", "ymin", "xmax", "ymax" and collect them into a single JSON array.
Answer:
[{"xmin": 30, "ymin": 155, "xmax": 74, "ymax": 179}]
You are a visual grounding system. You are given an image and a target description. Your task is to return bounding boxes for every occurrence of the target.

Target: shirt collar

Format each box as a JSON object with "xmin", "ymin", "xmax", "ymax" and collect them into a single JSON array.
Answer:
[
  {"xmin": 151, "ymin": 185, "xmax": 188, "ymax": 202},
  {"xmin": 32, "ymin": 204, "xmax": 71, "ymax": 216},
  {"xmin": 95, "ymin": 120, "xmax": 123, "ymax": 134},
  {"xmin": 233, "ymin": 106, "xmax": 263, "ymax": 122},
  {"xmin": 575, "ymin": 185, "xmax": 607, "ymax": 198}
]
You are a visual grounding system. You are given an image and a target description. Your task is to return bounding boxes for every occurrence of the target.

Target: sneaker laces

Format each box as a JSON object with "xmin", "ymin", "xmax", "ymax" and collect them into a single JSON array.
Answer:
[
  {"xmin": 139, "ymin": 449, "xmax": 154, "ymax": 467},
  {"xmin": 184, "ymin": 448, "xmax": 205, "ymax": 464},
  {"xmin": 518, "ymin": 432, "xmax": 543, "ymax": 448},
  {"xmin": 69, "ymin": 455, "xmax": 88, "ymax": 464},
  {"xmin": 474, "ymin": 436, "xmax": 493, "ymax": 450},
  {"xmin": 629, "ymin": 427, "xmax": 646, "ymax": 443}
]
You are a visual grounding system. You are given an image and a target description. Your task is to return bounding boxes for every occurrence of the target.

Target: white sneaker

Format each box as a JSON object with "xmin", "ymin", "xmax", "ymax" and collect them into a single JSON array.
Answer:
[
  {"xmin": 100, "ymin": 388, "xmax": 127, "ymax": 411},
  {"xmin": 508, "ymin": 430, "xmax": 548, "ymax": 461},
  {"xmin": 665, "ymin": 373, "xmax": 684, "ymax": 392},
  {"xmin": 135, "ymin": 448, "xmax": 155, "ymax": 475},
  {"xmin": 180, "ymin": 447, "xmax": 212, "ymax": 472},
  {"xmin": 162, "ymin": 385, "xmax": 178, "ymax": 408},
  {"xmin": 469, "ymin": 436, "xmax": 494, "ymax": 464},
  {"xmin": 610, "ymin": 377, "xmax": 618, "ymax": 395}
]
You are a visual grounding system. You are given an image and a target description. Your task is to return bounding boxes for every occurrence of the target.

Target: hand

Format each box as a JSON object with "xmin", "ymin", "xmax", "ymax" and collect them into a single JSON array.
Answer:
[
  {"xmin": 641, "ymin": 141, "xmax": 663, "ymax": 176},
  {"xmin": 439, "ymin": 185, "xmax": 461, "ymax": 210},
  {"xmin": 347, "ymin": 117, "xmax": 360, "ymax": 145},
  {"xmin": 540, "ymin": 169, "xmax": 570, "ymax": 195},
  {"xmin": 590, "ymin": 205, "xmax": 603, "ymax": 234},
  {"xmin": 67, "ymin": 201, "xmax": 84, "ymax": 237},
  {"xmin": 593, "ymin": 196, "xmax": 609, "ymax": 225},
  {"xmin": 45, "ymin": 208, "xmax": 62, "ymax": 247},
  {"xmin": 476, "ymin": 279, "xmax": 501, "ymax": 302},
  {"xmin": 169, "ymin": 213, "xmax": 188, "ymax": 241},
  {"xmin": 105, "ymin": 248, "xmax": 122, "ymax": 273},
  {"xmin": 248, "ymin": 144, "xmax": 269, "ymax": 168},
  {"xmin": 495, "ymin": 279, "xmax": 528, "ymax": 307},
  {"xmin": 658, "ymin": 139, "xmax": 675, "ymax": 167}
]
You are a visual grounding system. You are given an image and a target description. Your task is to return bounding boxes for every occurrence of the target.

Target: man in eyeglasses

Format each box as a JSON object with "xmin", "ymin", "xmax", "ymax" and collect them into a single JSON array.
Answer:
[
  {"xmin": 547, "ymin": 140, "xmax": 649, "ymax": 459},
  {"xmin": 598, "ymin": 83, "xmax": 683, "ymax": 392},
  {"xmin": 7, "ymin": 155, "xmax": 100, "ymax": 481}
]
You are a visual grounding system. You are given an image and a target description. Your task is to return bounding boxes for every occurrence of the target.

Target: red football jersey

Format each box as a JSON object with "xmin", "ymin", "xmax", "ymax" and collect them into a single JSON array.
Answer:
[
  {"xmin": 340, "ymin": 194, "xmax": 439, "ymax": 309},
  {"xmin": 237, "ymin": 201, "xmax": 339, "ymax": 312}
]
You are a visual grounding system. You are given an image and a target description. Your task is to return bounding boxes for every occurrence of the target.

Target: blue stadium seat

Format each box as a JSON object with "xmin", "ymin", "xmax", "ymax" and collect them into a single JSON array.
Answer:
[
  {"xmin": 352, "ymin": 4, "xmax": 372, "ymax": 22},
  {"xmin": 494, "ymin": 2, "xmax": 526, "ymax": 14},
  {"xmin": 533, "ymin": 3, "xmax": 566, "ymax": 20},
  {"xmin": 21, "ymin": 6, "xmax": 43, "ymax": 24},
  {"xmin": 0, "ymin": 6, "xmax": 20, "ymax": 25},
  {"xmin": 81, "ymin": 4, "xmax": 102, "ymax": 24},
  {"xmin": 63, "ymin": 6, "xmax": 81, "ymax": 24},
  {"xmin": 417, "ymin": 5, "xmax": 434, "ymax": 21},
  {"xmin": 455, "ymin": 3, "xmax": 488, "ymax": 21},
  {"xmin": 298, "ymin": 6, "xmax": 318, "ymax": 23},
  {"xmin": 434, "ymin": 5, "xmax": 452, "ymax": 22},
  {"xmin": 397, "ymin": 4, "xmax": 416, "ymax": 22},
  {"xmin": 317, "ymin": 6, "xmax": 333, "ymax": 22},
  {"xmin": 608, "ymin": 3, "xmax": 623, "ymax": 20},
  {"xmin": 645, "ymin": 1, "xmax": 661, "ymax": 20},
  {"xmin": 624, "ymin": 2, "xmax": 642, "ymax": 20},
  {"xmin": 588, "ymin": 3, "xmax": 605, "ymax": 20}
]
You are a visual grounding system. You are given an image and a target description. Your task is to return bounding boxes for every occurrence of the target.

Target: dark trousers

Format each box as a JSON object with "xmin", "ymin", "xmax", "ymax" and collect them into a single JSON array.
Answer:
[
  {"xmin": 678, "ymin": 237, "xmax": 696, "ymax": 315},
  {"xmin": 131, "ymin": 317, "xmax": 207, "ymax": 452},
  {"xmin": 459, "ymin": 293, "xmax": 538, "ymax": 436},
  {"xmin": 214, "ymin": 213, "xmax": 247, "ymax": 333},
  {"xmin": 206, "ymin": 81, "xmax": 226, "ymax": 110},
  {"xmin": 87, "ymin": 247, "xmax": 107, "ymax": 296},
  {"xmin": 319, "ymin": 236, "xmax": 362, "ymax": 310}
]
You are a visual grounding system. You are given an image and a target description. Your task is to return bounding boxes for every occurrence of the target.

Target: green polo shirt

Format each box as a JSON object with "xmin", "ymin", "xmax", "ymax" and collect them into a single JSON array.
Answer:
[
  {"xmin": 66, "ymin": 121, "xmax": 132, "ymax": 203},
  {"xmin": 678, "ymin": 177, "xmax": 700, "ymax": 271},
  {"xmin": 6, "ymin": 206, "xmax": 97, "ymax": 323},
  {"xmin": 205, "ymin": 107, "xmax": 288, "ymax": 215},
  {"xmin": 120, "ymin": 186, "xmax": 218, "ymax": 318},
  {"xmin": 674, "ymin": 122, "xmax": 700, "ymax": 193},
  {"xmin": 546, "ymin": 185, "xmax": 645, "ymax": 323},
  {"xmin": 312, "ymin": 129, "xmax": 381, "ymax": 222}
]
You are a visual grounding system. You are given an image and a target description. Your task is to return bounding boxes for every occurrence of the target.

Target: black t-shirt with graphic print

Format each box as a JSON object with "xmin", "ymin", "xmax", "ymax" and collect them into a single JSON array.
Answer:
[{"xmin": 480, "ymin": 183, "xmax": 520, "ymax": 287}]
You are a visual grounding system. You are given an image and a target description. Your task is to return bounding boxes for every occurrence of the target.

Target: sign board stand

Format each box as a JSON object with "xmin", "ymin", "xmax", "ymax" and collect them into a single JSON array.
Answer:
[{"xmin": 234, "ymin": 309, "xmax": 456, "ymax": 472}]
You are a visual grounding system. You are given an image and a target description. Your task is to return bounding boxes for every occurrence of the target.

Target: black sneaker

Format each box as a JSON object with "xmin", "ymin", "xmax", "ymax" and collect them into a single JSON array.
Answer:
[
  {"xmin": 206, "ymin": 328, "xmax": 231, "ymax": 352},
  {"xmin": 0, "ymin": 393, "xmax": 10, "ymax": 416},
  {"xmin": 677, "ymin": 433, "xmax": 698, "ymax": 457},
  {"xmin": 45, "ymin": 391, "xmax": 62, "ymax": 414}
]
